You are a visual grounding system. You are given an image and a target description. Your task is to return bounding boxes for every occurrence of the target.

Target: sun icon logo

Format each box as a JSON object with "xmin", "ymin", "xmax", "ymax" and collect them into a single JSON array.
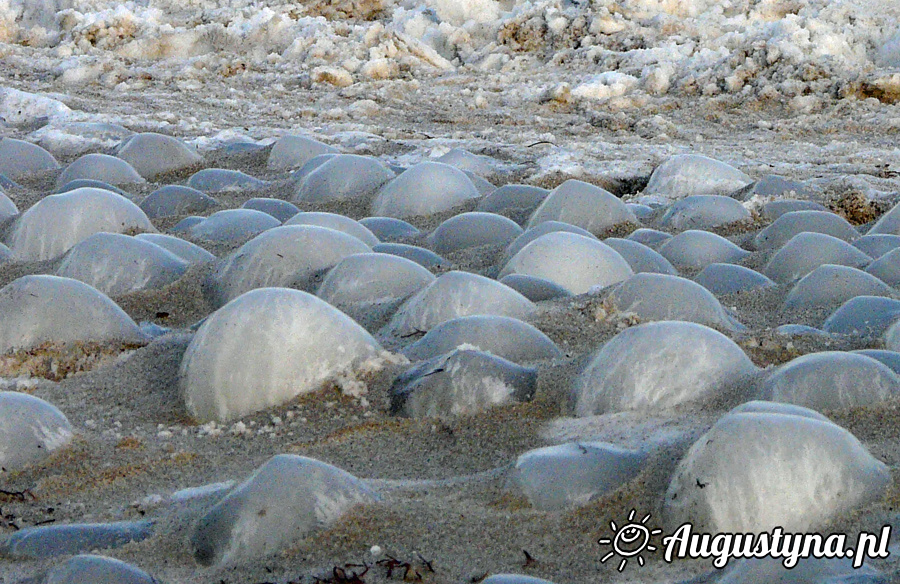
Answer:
[{"xmin": 597, "ymin": 509, "xmax": 663, "ymax": 572}]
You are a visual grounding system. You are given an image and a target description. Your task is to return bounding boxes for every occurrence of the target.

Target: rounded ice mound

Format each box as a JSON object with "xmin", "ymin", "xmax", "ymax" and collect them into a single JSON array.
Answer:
[
  {"xmin": 644, "ymin": 154, "xmax": 751, "ymax": 200},
  {"xmin": 116, "ymin": 132, "xmax": 203, "ymax": 180},
  {"xmin": 602, "ymin": 237, "xmax": 677, "ymax": 275},
  {"xmin": 139, "ymin": 185, "xmax": 219, "ymax": 219},
  {"xmin": 390, "ymin": 349, "xmax": 537, "ymax": 418},
  {"xmin": 509, "ymin": 442, "xmax": 646, "ymax": 511},
  {"xmin": 761, "ymin": 199, "xmax": 828, "ymax": 220},
  {"xmin": 293, "ymin": 154, "xmax": 395, "ymax": 204},
  {"xmin": 359, "ymin": 217, "xmax": 420, "ymax": 242},
  {"xmin": 0, "ymin": 392, "xmax": 72, "ymax": 473},
  {"xmin": 782, "ymin": 265, "xmax": 892, "ymax": 312},
  {"xmin": 758, "ymin": 352, "xmax": 900, "ymax": 411},
  {"xmin": 753, "ymin": 210, "xmax": 859, "ymax": 251},
  {"xmin": 0, "ymin": 190, "xmax": 18, "ymax": 222},
  {"xmin": 854, "ymin": 234, "xmax": 900, "ymax": 259},
  {"xmin": 1, "ymin": 521, "xmax": 154, "ymax": 560},
  {"xmin": 188, "ymin": 209, "xmax": 281, "ymax": 244},
  {"xmin": 658, "ymin": 195, "xmax": 751, "ymax": 230},
  {"xmin": 854, "ymin": 350, "xmax": 900, "ymax": 375},
  {"xmin": 499, "ymin": 274, "xmax": 573, "ymax": 302},
  {"xmin": 694, "ymin": 264, "xmax": 775, "ymax": 295},
  {"xmin": 464, "ymin": 171, "xmax": 496, "ymax": 196},
  {"xmin": 180, "ymin": 288, "xmax": 382, "ymax": 422},
  {"xmin": 7, "ymin": 187, "xmax": 154, "ymax": 261},
  {"xmin": 285, "ymin": 212, "xmax": 379, "ymax": 246},
  {"xmin": 606, "ymin": 273, "xmax": 744, "ymax": 331},
  {"xmin": 504, "ymin": 221, "xmax": 596, "ymax": 260},
  {"xmin": 403, "ymin": 315, "xmax": 562, "ymax": 364},
  {"xmin": 574, "ymin": 321, "xmax": 756, "ymax": 416},
  {"xmin": 387, "ymin": 271, "xmax": 534, "ymax": 336},
  {"xmin": 57, "ymin": 179, "xmax": 126, "ymax": 195},
  {"xmin": 476, "ymin": 184, "xmax": 549, "ymax": 219},
  {"xmin": 290, "ymin": 153, "xmax": 339, "ymax": 184},
  {"xmin": 36, "ymin": 554, "xmax": 157, "ymax": 584},
  {"xmin": 241, "ymin": 198, "xmax": 299, "ymax": 222},
  {"xmin": 657, "ymin": 230, "xmax": 750, "ymax": 271},
  {"xmin": 627, "ymin": 203, "xmax": 654, "ymax": 219},
  {"xmin": 436, "ymin": 148, "xmax": 498, "ymax": 176},
  {"xmin": 373, "ymin": 242, "xmax": 446, "ymax": 269},
  {"xmin": 728, "ymin": 399, "xmax": 830, "ymax": 421},
  {"xmin": 267, "ymin": 134, "xmax": 339, "ymax": 170},
  {"xmin": 317, "ymin": 253, "xmax": 435, "ymax": 326},
  {"xmin": 0, "ymin": 275, "xmax": 146, "ymax": 354},
  {"xmin": 209, "ymin": 225, "xmax": 371, "ymax": 306},
  {"xmin": 0, "ymin": 137, "xmax": 59, "ymax": 179},
  {"xmin": 500, "ymin": 232, "xmax": 633, "ymax": 295},
  {"xmin": 0, "ymin": 242, "xmax": 11, "ymax": 263},
  {"xmin": 865, "ymin": 247, "xmax": 900, "ymax": 286},
  {"xmin": 191, "ymin": 454, "xmax": 377, "ymax": 566},
  {"xmin": 526, "ymin": 180, "xmax": 637, "ymax": 236},
  {"xmin": 57, "ymin": 233, "xmax": 188, "ymax": 297},
  {"xmin": 868, "ymin": 199, "xmax": 900, "ymax": 236},
  {"xmin": 626, "ymin": 227, "xmax": 672, "ymax": 249},
  {"xmin": 763, "ymin": 232, "xmax": 872, "ymax": 284},
  {"xmin": 135, "ymin": 233, "xmax": 216, "ymax": 264},
  {"xmin": 822, "ymin": 296, "xmax": 900, "ymax": 337},
  {"xmin": 664, "ymin": 407, "xmax": 891, "ymax": 532},
  {"xmin": 172, "ymin": 216, "xmax": 205, "ymax": 233},
  {"xmin": 734, "ymin": 175, "xmax": 818, "ymax": 202},
  {"xmin": 187, "ymin": 168, "xmax": 267, "ymax": 193},
  {"xmin": 428, "ymin": 212, "xmax": 523, "ymax": 254},
  {"xmin": 371, "ymin": 162, "xmax": 481, "ymax": 218},
  {"xmin": 56, "ymin": 153, "xmax": 145, "ymax": 188}
]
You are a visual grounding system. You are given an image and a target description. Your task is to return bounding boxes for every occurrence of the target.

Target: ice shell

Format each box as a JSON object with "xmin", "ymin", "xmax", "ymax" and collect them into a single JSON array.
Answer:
[
  {"xmin": 658, "ymin": 195, "xmax": 751, "ymax": 230},
  {"xmin": 475, "ymin": 184, "xmax": 549, "ymax": 219},
  {"xmin": 822, "ymin": 296, "xmax": 900, "ymax": 337},
  {"xmin": 526, "ymin": 179, "xmax": 637, "ymax": 236},
  {"xmin": 285, "ymin": 211, "xmax": 379, "ymax": 246},
  {"xmin": 187, "ymin": 209, "xmax": 281, "ymax": 244},
  {"xmin": 753, "ymin": 210, "xmax": 858, "ymax": 251},
  {"xmin": 0, "ymin": 392, "xmax": 72, "ymax": 473},
  {"xmin": 6, "ymin": 187, "xmax": 154, "ymax": 261},
  {"xmin": 190, "ymin": 455, "xmax": 377, "ymax": 566},
  {"xmin": 180, "ymin": 288, "xmax": 382, "ymax": 422},
  {"xmin": 0, "ymin": 137, "xmax": 59, "ymax": 180},
  {"xmin": 865, "ymin": 247, "xmax": 900, "ymax": 286},
  {"xmin": 0, "ymin": 190, "xmax": 17, "ymax": 222},
  {"xmin": 56, "ymin": 153, "xmax": 145, "ymax": 188},
  {"xmin": 498, "ymin": 274, "xmax": 573, "ymax": 302},
  {"xmin": 135, "ymin": 233, "xmax": 216, "ymax": 265},
  {"xmin": 758, "ymin": 351, "xmax": 900, "ymax": 411},
  {"xmin": 403, "ymin": 315, "xmax": 562, "ymax": 364},
  {"xmin": 868, "ymin": 199, "xmax": 900, "ymax": 236},
  {"xmin": 657, "ymin": 230, "xmax": 750, "ymax": 271},
  {"xmin": 761, "ymin": 198, "xmax": 828, "ymax": 220},
  {"xmin": 782, "ymin": 264, "xmax": 892, "ymax": 312},
  {"xmin": 289, "ymin": 153, "xmax": 339, "ymax": 184},
  {"xmin": 733, "ymin": 174, "xmax": 818, "ymax": 202},
  {"xmin": 57, "ymin": 233, "xmax": 188, "ymax": 297},
  {"xmin": 387, "ymin": 271, "xmax": 534, "ymax": 336},
  {"xmin": 57, "ymin": 179, "xmax": 126, "ymax": 195},
  {"xmin": 0, "ymin": 275, "xmax": 146, "ymax": 354},
  {"xmin": 293, "ymin": 154, "xmax": 395, "ymax": 204},
  {"xmin": 37, "ymin": 554, "xmax": 157, "ymax": 584},
  {"xmin": 187, "ymin": 168, "xmax": 267, "ymax": 193},
  {"xmin": 241, "ymin": 197, "xmax": 299, "ymax": 222},
  {"xmin": 693, "ymin": 263, "xmax": 775, "ymax": 295},
  {"xmin": 0, "ymin": 521, "xmax": 153, "ymax": 559},
  {"xmin": 504, "ymin": 220, "xmax": 597, "ymax": 260},
  {"xmin": 317, "ymin": 252, "xmax": 435, "ymax": 326},
  {"xmin": 574, "ymin": 321, "xmax": 756, "ymax": 416},
  {"xmin": 763, "ymin": 232, "xmax": 872, "ymax": 284},
  {"xmin": 644, "ymin": 154, "xmax": 751, "ymax": 200},
  {"xmin": 607, "ymin": 273, "xmax": 744, "ymax": 331},
  {"xmin": 602, "ymin": 237, "xmax": 677, "ymax": 275},
  {"xmin": 853, "ymin": 350, "xmax": 900, "ymax": 375},
  {"xmin": 664, "ymin": 407, "xmax": 890, "ymax": 532},
  {"xmin": 371, "ymin": 161, "xmax": 481, "ymax": 218},
  {"xmin": 267, "ymin": 134, "xmax": 339, "ymax": 170},
  {"xmin": 854, "ymin": 234, "xmax": 900, "ymax": 259},
  {"xmin": 626, "ymin": 227, "xmax": 672, "ymax": 249},
  {"xmin": 359, "ymin": 217, "xmax": 421, "ymax": 242},
  {"xmin": 116, "ymin": 132, "xmax": 203, "ymax": 180},
  {"xmin": 139, "ymin": 185, "xmax": 219, "ymax": 219},
  {"xmin": 428, "ymin": 212, "xmax": 523, "ymax": 254},
  {"xmin": 209, "ymin": 225, "xmax": 371, "ymax": 306},
  {"xmin": 500, "ymin": 232, "xmax": 633, "ymax": 295},
  {"xmin": 510, "ymin": 441, "xmax": 646, "ymax": 511},
  {"xmin": 372, "ymin": 242, "xmax": 446, "ymax": 269},
  {"xmin": 390, "ymin": 349, "xmax": 537, "ymax": 417},
  {"xmin": 435, "ymin": 148, "xmax": 498, "ymax": 176}
]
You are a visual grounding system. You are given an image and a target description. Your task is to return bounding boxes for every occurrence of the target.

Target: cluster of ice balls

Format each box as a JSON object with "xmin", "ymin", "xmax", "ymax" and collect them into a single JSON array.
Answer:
[{"xmin": 2, "ymin": 130, "xmax": 900, "ymax": 580}]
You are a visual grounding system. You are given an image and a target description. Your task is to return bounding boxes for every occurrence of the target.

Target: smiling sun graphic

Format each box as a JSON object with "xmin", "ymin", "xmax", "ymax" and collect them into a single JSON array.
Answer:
[{"xmin": 597, "ymin": 509, "xmax": 663, "ymax": 572}]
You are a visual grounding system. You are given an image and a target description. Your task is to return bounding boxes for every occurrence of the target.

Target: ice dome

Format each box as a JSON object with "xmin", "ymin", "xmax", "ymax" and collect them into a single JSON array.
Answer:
[
  {"xmin": 574, "ymin": 321, "xmax": 756, "ymax": 416},
  {"xmin": 387, "ymin": 271, "xmax": 534, "ymax": 336},
  {"xmin": 763, "ymin": 232, "xmax": 872, "ymax": 284},
  {"xmin": 868, "ymin": 200, "xmax": 900, "ymax": 236},
  {"xmin": 855, "ymin": 234, "xmax": 900, "ymax": 259},
  {"xmin": 179, "ymin": 288, "xmax": 382, "ymax": 422},
  {"xmin": 865, "ymin": 247, "xmax": 900, "ymax": 286},
  {"xmin": 626, "ymin": 228, "xmax": 672, "ymax": 249},
  {"xmin": 187, "ymin": 168, "xmax": 267, "ymax": 193},
  {"xmin": 0, "ymin": 190, "xmax": 18, "ymax": 222},
  {"xmin": 761, "ymin": 199, "xmax": 828, "ymax": 220},
  {"xmin": 0, "ymin": 137, "xmax": 59, "ymax": 180},
  {"xmin": 753, "ymin": 210, "xmax": 859, "ymax": 251},
  {"xmin": 658, "ymin": 195, "xmax": 751, "ymax": 230},
  {"xmin": 0, "ymin": 392, "xmax": 73, "ymax": 473},
  {"xmin": 359, "ymin": 217, "xmax": 421, "ymax": 242},
  {"xmin": 526, "ymin": 179, "xmax": 637, "ymax": 236},
  {"xmin": 56, "ymin": 153, "xmax": 145, "ymax": 188},
  {"xmin": 267, "ymin": 134, "xmax": 339, "ymax": 170},
  {"xmin": 116, "ymin": 132, "xmax": 203, "ymax": 180},
  {"xmin": 499, "ymin": 274, "xmax": 573, "ymax": 302},
  {"xmin": 504, "ymin": 221, "xmax": 597, "ymax": 260},
  {"xmin": 209, "ymin": 225, "xmax": 371, "ymax": 306},
  {"xmin": 35, "ymin": 555, "xmax": 158, "ymax": 584},
  {"xmin": 782, "ymin": 264, "xmax": 892, "ymax": 312},
  {"xmin": 187, "ymin": 209, "xmax": 281, "ymax": 244},
  {"xmin": 373, "ymin": 242, "xmax": 446, "ymax": 269},
  {"xmin": 56, "ymin": 233, "xmax": 188, "ymax": 297},
  {"xmin": 693, "ymin": 264, "xmax": 775, "ymax": 295},
  {"xmin": 500, "ymin": 232, "xmax": 633, "ymax": 295},
  {"xmin": 139, "ymin": 185, "xmax": 219, "ymax": 219},
  {"xmin": 372, "ymin": 161, "xmax": 481, "ymax": 218},
  {"xmin": 284, "ymin": 212, "xmax": 379, "ymax": 246},
  {"xmin": 435, "ymin": 148, "xmax": 498, "ymax": 176},
  {"xmin": 476, "ymin": 184, "xmax": 549, "ymax": 219},
  {"xmin": 191, "ymin": 455, "xmax": 377, "ymax": 566},
  {"xmin": 293, "ymin": 154, "xmax": 395, "ymax": 204},
  {"xmin": 664, "ymin": 407, "xmax": 890, "ymax": 532},
  {"xmin": 601, "ymin": 237, "xmax": 677, "ymax": 275},
  {"xmin": 643, "ymin": 154, "xmax": 751, "ymax": 200},
  {"xmin": 6, "ymin": 187, "xmax": 155, "ymax": 261},
  {"xmin": 428, "ymin": 212, "xmax": 523, "ymax": 254},
  {"xmin": 241, "ymin": 198, "xmax": 299, "ymax": 222},
  {"xmin": 0, "ymin": 275, "xmax": 146, "ymax": 354},
  {"xmin": 657, "ymin": 230, "xmax": 750, "ymax": 271},
  {"xmin": 135, "ymin": 233, "xmax": 216, "ymax": 265}
]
